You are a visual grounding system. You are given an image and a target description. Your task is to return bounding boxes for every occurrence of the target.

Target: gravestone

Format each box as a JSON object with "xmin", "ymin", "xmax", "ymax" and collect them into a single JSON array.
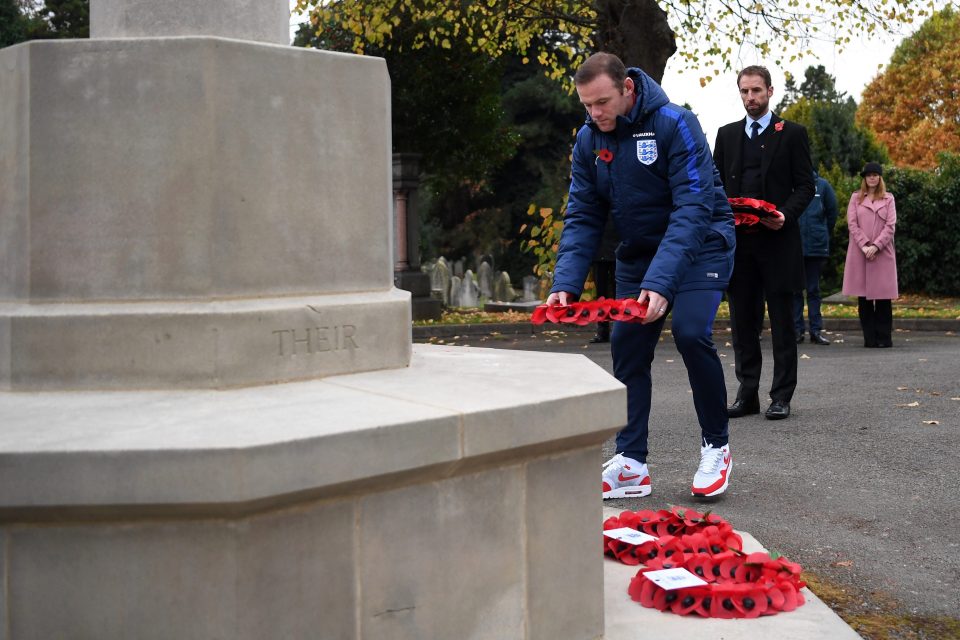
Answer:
[
  {"xmin": 453, "ymin": 258, "xmax": 465, "ymax": 278},
  {"xmin": 493, "ymin": 271, "xmax": 517, "ymax": 303},
  {"xmin": 431, "ymin": 257, "xmax": 452, "ymax": 305},
  {"xmin": 0, "ymin": 3, "xmax": 625, "ymax": 638},
  {"xmin": 523, "ymin": 275, "xmax": 541, "ymax": 302},
  {"xmin": 477, "ymin": 260, "xmax": 494, "ymax": 299},
  {"xmin": 460, "ymin": 270, "xmax": 480, "ymax": 308},
  {"xmin": 449, "ymin": 275, "xmax": 463, "ymax": 307}
]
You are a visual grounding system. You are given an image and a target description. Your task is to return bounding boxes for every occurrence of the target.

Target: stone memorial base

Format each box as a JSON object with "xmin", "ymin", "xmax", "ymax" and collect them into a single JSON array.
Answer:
[{"xmin": 0, "ymin": 345, "xmax": 624, "ymax": 639}]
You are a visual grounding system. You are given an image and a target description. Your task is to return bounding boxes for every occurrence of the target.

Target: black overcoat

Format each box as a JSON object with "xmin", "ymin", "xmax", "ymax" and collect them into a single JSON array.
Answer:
[{"xmin": 713, "ymin": 114, "xmax": 814, "ymax": 291}]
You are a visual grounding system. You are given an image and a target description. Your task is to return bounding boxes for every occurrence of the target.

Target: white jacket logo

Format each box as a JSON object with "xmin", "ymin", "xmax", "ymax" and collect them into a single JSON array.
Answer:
[{"xmin": 636, "ymin": 140, "xmax": 658, "ymax": 165}]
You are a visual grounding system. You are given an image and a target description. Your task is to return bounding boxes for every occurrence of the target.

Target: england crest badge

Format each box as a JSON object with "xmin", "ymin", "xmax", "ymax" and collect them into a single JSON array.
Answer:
[{"xmin": 636, "ymin": 140, "xmax": 658, "ymax": 165}]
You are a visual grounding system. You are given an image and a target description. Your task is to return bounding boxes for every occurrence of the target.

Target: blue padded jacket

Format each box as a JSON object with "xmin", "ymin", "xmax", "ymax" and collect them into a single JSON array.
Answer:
[{"xmin": 551, "ymin": 68, "xmax": 735, "ymax": 302}]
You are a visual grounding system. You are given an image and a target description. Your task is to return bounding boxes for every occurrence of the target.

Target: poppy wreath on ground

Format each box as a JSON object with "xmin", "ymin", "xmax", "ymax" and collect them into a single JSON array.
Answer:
[
  {"xmin": 728, "ymin": 197, "xmax": 779, "ymax": 229},
  {"xmin": 531, "ymin": 297, "xmax": 648, "ymax": 326},
  {"xmin": 603, "ymin": 506, "xmax": 806, "ymax": 618}
]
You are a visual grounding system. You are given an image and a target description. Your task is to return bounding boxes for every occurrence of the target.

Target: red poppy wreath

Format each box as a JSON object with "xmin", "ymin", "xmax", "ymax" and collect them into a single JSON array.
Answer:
[
  {"xmin": 728, "ymin": 197, "xmax": 780, "ymax": 228},
  {"xmin": 531, "ymin": 297, "xmax": 648, "ymax": 326},
  {"xmin": 604, "ymin": 506, "xmax": 806, "ymax": 619}
]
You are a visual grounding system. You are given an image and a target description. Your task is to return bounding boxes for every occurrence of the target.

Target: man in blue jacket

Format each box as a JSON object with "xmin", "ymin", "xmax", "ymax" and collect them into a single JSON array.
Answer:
[
  {"xmin": 794, "ymin": 172, "xmax": 839, "ymax": 345},
  {"xmin": 546, "ymin": 52, "xmax": 736, "ymax": 499}
]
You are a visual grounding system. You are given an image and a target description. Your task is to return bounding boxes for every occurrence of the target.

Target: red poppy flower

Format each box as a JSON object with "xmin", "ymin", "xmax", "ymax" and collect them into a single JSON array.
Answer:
[
  {"xmin": 729, "ymin": 585, "xmax": 769, "ymax": 618},
  {"xmin": 531, "ymin": 305, "xmax": 549, "ymax": 324},
  {"xmin": 670, "ymin": 505, "xmax": 707, "ymax": 528},
  {"xmin": 595, "ymin": 148, "xmax": 614, "ymax": 162},
  {"xmin": 711, "ymin": 587, "xmax": 740, "ymax": 619},
  {"xmin": 545, "ymin": 304, "xmax": 573, "ymax": 324},
  {"xmin": 668, "ymin": 586, "xmax": 708, "ymax": 616},
  {"xmin": 734, "ymin": 212, "xmax": 760, "ymax": 226},
  {"xmin": 774, "ymin": 121, "xmax": 784, "ymax": 132},
  {"xmin": 686, "ymin": 553, "xmax": 717, "ymax": 583},
  {"xmin": 629, "ymin": 573, "xmax": 659, "ymax": 608}
]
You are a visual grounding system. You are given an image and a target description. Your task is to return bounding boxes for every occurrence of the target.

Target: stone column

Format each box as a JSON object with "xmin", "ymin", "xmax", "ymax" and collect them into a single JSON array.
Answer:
[
  {"xmin": 0, "ymin": 0, "xmax": 410, "ymax": 390},
  {"xmin": 91, "ymin": 0, "xmax": 290, "ymax": 44},
  {"xmin": 393, "ymin": 153, "xmax": 441, "ymax": 320}
]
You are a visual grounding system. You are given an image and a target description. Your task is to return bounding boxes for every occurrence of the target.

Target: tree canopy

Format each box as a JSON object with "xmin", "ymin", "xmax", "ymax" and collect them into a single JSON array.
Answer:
[
  {"xmin": 778, "ymin": 65, "xmax": 887, "ymax": 176},
  {"xmin": 858, "ymin": 6, "xmax": 960, "ymax": 169},
  {"xmin": 2, "ymin": 0, "xmax": 89, "ymax": 44},
  {"xmin": 295, "ymin": 0, "xmax": 945, "ymax": 88}
]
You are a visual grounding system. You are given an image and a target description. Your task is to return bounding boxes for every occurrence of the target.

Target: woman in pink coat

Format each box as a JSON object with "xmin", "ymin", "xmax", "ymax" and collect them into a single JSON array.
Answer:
[{"xmin": 842, "ymin": 162, "xmax": 898, "ymax": 347}]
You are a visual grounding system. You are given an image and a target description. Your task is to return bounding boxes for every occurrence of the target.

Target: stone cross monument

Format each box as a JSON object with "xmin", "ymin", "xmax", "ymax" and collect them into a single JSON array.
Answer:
[{"xmin": 0, "ymin": 2, "xmax": 625, "ymax": 638}]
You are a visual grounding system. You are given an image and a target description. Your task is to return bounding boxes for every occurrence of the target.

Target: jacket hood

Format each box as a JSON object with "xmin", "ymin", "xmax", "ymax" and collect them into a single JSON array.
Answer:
[{"xmin": 584, "ymin": 67, "xmax": 671, "ymax": 130}]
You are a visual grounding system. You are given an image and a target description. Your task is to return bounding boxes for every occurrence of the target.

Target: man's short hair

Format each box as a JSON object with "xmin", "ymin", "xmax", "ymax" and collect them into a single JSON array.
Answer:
[
  {"xmin": 575, "ymin": 52, "xmax": 627, "ymax": 91},
  {"xmin": 737, "ymin": 65, "xmax": 772, "ymax": 88}
]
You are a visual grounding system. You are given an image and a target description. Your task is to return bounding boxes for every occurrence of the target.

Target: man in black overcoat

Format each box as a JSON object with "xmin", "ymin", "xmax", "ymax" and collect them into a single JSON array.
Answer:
[{"xmin": 713, "ymin": 65, "xmax": 814, "ymax": 420}]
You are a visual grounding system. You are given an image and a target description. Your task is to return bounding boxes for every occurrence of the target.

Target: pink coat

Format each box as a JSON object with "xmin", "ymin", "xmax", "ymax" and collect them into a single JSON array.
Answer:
[{"xmin": 842, "ymin": 192, "xmax": 898, "ymax": 300}]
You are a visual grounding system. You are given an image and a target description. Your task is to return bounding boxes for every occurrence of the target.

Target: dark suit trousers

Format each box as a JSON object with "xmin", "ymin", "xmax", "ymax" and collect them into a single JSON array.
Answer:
[{"xmin": 728, "ymin": 251, "xmax": 799, "ymax": 403}]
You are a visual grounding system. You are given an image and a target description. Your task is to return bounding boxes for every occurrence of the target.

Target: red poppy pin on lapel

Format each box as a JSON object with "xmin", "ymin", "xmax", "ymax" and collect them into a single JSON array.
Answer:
[
  {"xmin": 774, "ymin": 121, "xmax": 784, "ymax": 132},
  {"xmin": 594, "ymin": 149, "xmax": 614, "ymax": 163}
]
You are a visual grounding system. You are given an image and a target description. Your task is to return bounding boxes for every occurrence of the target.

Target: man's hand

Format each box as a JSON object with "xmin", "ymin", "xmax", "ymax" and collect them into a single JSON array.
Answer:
[
  {"xmin": 546, "ymin": 291, "xmax": 575, "ymax": 306},
  {"xmin": 759, "ymin": 210, "xmax": 786, "ymax": 230},
  {"xmin": 637, "ymin": 290, "xmax": 669, "ymax": 324},
  {"xmin": 863, "ymin": 244, "xmax": 879, "ymax": 261}
]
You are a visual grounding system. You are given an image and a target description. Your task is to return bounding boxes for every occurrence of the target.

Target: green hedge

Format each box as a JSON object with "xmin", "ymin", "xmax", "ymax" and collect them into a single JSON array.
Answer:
[{"xmin": 821, "ymin": 153, "xmax": 960, "ymax": 296}]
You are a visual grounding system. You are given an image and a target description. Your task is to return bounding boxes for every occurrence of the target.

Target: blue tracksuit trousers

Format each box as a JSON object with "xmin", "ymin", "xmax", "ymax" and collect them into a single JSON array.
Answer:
[{"xmin": 611, "ymin": 288, "xmax": 729, "ymax": 463}]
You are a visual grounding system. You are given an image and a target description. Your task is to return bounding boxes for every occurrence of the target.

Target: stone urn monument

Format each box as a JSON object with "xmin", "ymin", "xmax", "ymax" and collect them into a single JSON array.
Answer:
[{"xmin": 0, "ymin": 2, "xmax": 625, "ymax": 638}]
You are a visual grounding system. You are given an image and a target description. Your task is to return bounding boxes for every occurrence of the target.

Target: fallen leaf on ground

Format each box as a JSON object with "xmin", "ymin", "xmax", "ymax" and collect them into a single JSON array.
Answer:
[
  {"xmin": 896, "ymin": 401, "xmax": 921, "ymax": 407},
  {"xmin": 922, "ymin": 420, "xmax": 940, "ymax": 425},
  {"xmin": 800, "ymin": 354, "xmax": 810, "ymax": 359},
  {"xmin": 952, "ymin": 397, "xmax": 960, "ymax": 401},
  {"xmin": 832, "ymin": 560, "xmax": 854, "ymax": 567},
  {"xmin": 897, "ymin": 386, "xmax": 910, "ymax": 391}
]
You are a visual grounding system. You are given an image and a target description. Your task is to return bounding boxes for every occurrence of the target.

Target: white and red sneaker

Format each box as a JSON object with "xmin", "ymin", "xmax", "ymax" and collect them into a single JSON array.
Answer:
[
  {"xmin": 691, "ymin": 443, "xmax": 732, "ymax": 497},
  {"xmin": 602, "ymin": 454, "xmax": 652, "ymax": 499}
]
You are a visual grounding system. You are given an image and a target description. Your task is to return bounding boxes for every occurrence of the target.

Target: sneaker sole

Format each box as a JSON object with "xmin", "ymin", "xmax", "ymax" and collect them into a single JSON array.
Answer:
[
  {"xmin": 603, "ymin": 485, "xmax": 652, "ymax": 499},
  {"xmin": 691, "ymin": 466, "xmax": 731, "ymax": 498}
]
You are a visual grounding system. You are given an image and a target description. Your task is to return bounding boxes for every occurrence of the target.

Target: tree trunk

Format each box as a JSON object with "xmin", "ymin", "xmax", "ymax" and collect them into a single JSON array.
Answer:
[{"xmin": 593, "ymin": 0, "xmax": 676, "ymax": 83}]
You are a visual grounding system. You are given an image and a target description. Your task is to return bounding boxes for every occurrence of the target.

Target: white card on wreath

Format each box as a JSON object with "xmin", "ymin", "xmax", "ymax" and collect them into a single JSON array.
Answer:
[
  {"xmin": 602, "ymin": 527, "xmax": 658, "ymax": 545},
  {"xmin": 643, "ymin": 567, "xmax": 708, "ymax": 590}
]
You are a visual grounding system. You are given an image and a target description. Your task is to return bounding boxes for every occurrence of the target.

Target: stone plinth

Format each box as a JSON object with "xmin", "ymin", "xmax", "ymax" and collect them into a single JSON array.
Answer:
[
  {"xmin": 0, "ymin": 345, "xmax": 625, "ymax": 639},
  {"xmin": 0, "ymin": 39, "xmax": 407, "ymax": 389},
  {"xmin": 91, "ymin": 0, "xmax": 290, "ymax": 44}
]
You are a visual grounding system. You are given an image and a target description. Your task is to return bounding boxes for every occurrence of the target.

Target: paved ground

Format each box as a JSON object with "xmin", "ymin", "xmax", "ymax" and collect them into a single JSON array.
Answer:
[{"xmin": 416, "ymin": 324, "xmax": 960, "ymax": 623}]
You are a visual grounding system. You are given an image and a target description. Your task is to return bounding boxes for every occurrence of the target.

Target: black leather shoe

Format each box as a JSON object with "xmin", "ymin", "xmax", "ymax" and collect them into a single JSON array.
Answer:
[
  {"xmin": 588, "ymin": 324, "xmax": 610, "ymax": 344},
  {"xmin": 765, "ymin": 400, "xmax": 790, "ymax": 420},
  {"xmin": 809, "ymin": 332, "xmax": 830, "ymax": 345},
  {"xmin": 728, "ymin": 397, "xmax": 760, "ymax": 418},
  {"xmin": 796, "ymin": 333, "xmax": 805, "ymax": 344}
]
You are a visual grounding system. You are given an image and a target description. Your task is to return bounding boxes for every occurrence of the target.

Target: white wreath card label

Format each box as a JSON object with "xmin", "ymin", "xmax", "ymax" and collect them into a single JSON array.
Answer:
[
  {"xmin": 643, "ymin": 568, "xmax": 709, "ymax": 590},
  {"xmin": 603, "ymin": 527, "xmax": 658, "ymax": 545}
]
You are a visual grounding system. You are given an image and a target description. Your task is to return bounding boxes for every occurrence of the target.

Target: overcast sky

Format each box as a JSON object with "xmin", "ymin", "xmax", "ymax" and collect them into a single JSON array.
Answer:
[{"xmin": 661, "ymin": 32, "xmax": 913, "ymax": 144}]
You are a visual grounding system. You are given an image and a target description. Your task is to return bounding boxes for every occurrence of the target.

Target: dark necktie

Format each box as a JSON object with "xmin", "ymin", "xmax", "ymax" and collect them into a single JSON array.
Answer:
[{"xmin": 750, "ymin": 121, "xmax": 761, "ymax": 139}]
